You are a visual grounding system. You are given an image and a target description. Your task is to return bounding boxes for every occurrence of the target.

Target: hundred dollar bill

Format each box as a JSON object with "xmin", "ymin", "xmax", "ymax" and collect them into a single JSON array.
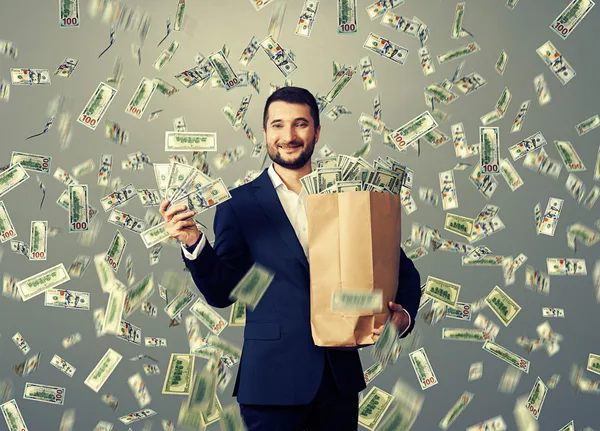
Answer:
[
  {"xmin": 442, "ymin": 328, "xmax": 485, "ymax": 342},
  {"xmin": 187, "ymin": 369, "xmax": 217, "ymax": 413},
  {"xmin": 363, "ymin": 362, "xmax": 383, "ymax": 385},
  {"xmin": 10, "ymin": 68, "xmax": 51, "ymax": 85},
  {"xmin": 23, "ymin": 382, "xmax": 65, "ymax": 405},
  {"xmin": 229, "ymin": 301, "xmax": 246, "ymax": 326},
  {"xmin": 583, "ymin": 185, "xmax": 600, "ymax": 209},
  {"xmin": 44, "ymin": 288, "xmax": 89, "ymax": 310},
  {"xmin": 208, "ymin": 49, "xmax": 240, "ymax": 90},
  {"xmin": 141, "ymin": 222, "xmax": 169, "ymax": 249},
  {"xmin": 153, "ymin": 77, "xmax": 179, "ymax": 97},
  {"xmin": 128, "ymin": 373, "xmax": 151, "ymax": 408},
  {"xmin": 363, "ymin": 32, "xmax": 409, "ymax": 66},
  {"xmin": 536, "ymin": 41, "xmax": 576, "ymax": 85},
  {"xmin": 229, "ymin": 263, "xmax": 275, "ymax": 310},
  {"xmin": 338, "ymin": 0, "xmax": 358, "ymax": 33},
  {"xmin": 10, "ymin": 151, "xmax": 51, "ymax": 174},
  {"xmin": 424, "ymin": 276, "xmax": 460, "ymax": 307},
  {"xmin": 12, "ymin": 332, "xmax": 30, "ymax": 355},
  {"xmin": 0, "ymin": 163, "xmax": 30, "ymax": 198},
  {"xmin": 575, "ymin": 114, "xmax": 599, "ymax": 136},
  {"xmin": 0, "ymin": 399, "xmax": 29, "ymax": 431},
  {"xmin": 557, "ymin": 420, "xmax": 574, "ymax": 431},
  {"xmin": 118, "ymin": 408, "xmax": 156, "ymax": 425},
  {"xmin": 100, "ymin": 183, "xmax": 137, "ymax": 212},
  {"xmin": 60, "ymin": 0, "xmax": 80, "ymax": 27},
  {"xmin": 418, "ymin": 46, "xmax": 435, "ymax": 76},
  {"xmin": 125, "ymin": 77, "xmax": 156, "ymax": 119},
  {"xmin": 534, "ymin": 74, "xmax": 551, "ymax": 105},
  {"xmin": 494, "ymin": 87, "xmax": 512, "ymax": 118},
  {"xmin": 445, "ymin": 301, "xmax": 472, "ymax": 321},
  {"xmin": 495, "ymin": 49, "xmax": 508, "ymax": 75},
  {"xmin": 525, "ymin": 265, "xmax": 551, "ymax": 295},
  {"xmin": 439, "ymin": 170, "xmax": 458, "ymax": 210},
  {"xmin": 455, "ymin": 71, "xmax": 487, "ymax": 95},
  {"xmin": 103, "ymin": 281, "xmax": 126, "ymax": 334},
  {"xmin": 451, "ymin": 122, "xmax": 469, "ymax": 157},
  {"xmin": 171, "ymin": 178, "xmax": 232, "ymax": 215},
  {"xmin": 365, "ymin": 0, "xmax": 404, "ymax": 20},
  {"xmin": 248, "ymin": 0, "xmax": 275, "ymax": 11},
  {"xmin": 162, "ymin": 353, "xmax": 195, "ymax": 395},
  {"xmin": 357, "ymin": 386, "xmax": 394, "ymax": 431},
  {"xmin": 0, "ymin": 201, "xmax": 17, "ymax": 243},
  {"xmin": 551, "ymin": 0, "xmax": 595, "ymax": 39},
  {"xmin": 85, "ymin": 348, "xmax": 122, "ymax": 393},
  {"xmin": 50, "ymin": 354, "xmax": 76, "ymax": 378},
  {"xmin": 483, "ymin": 340, "xmax": 530, "ymax": 373},
  {"xmin": 174, "ymin": 0, "xmax": 186, "ymax": 31},
  {"xmin": 511, "ymin": 100, "xmax": 531, "ymax": 133},
  {"xmin": 525, "ymin": 376, "xmax": 548, "ymax": 420},
  {"xmin": 546, "ymin": 257, "xmax": 587, "ymax": 275},
  {"xmin": 153, "ymin": 41, "xmax": 179, "ymax": 71},
  {"xmin": 409, "ymin": 347, "xmax": 438, "ymax": 390},
  {"xmin": 439, "ymin": 391, "xmax": 474, "ymax": 430},
  {"xmin": 190, "ymin": 298, "xmax": 228, "ymax": 335},
  {"xmin": 388, "ymin": 111, "xmax": 437, "ymax": 151},
  {"xmin": 77, "ymin": 82, "xmax": 117, "ymax": 130},
  {"xmin": 508, "ymin": 131, "xmax": 547, "ymax": 161},
  {"xmin": 539, "ymin": 197, "xmax": 563, "ymax": 237},
  {"xmin": 451, "ymin": 2, "xmax": 467, "ymax": 38},
  {"xmin": 331, "ymin": 290, "xmax": 382, "ymax": 313},
  {"xmin": 68, "ymin": 184, "xmax": 89, "ymax": 232},
  {"xmin": 480, "ymin": 127, "xmax": 500, "ymax": 175},
  {"xmin": 108, "ymin": 209, "xmax": 146, "ymax": 234},
  {"xmin": 105, "ymin": 230, "xmax": 126, "ymax": 273},
  {"xmin": 587, "ymin": 353, "xmax": 600, "ymax": 375},
  {"xmin": 542, "ymin": 307, "xmax": 565, "ymax": 317},
  {"xmin": 444, "ymin": 213, "xmax": 474, "ymax": 239},
  {"xmin": 485, "ymin": 285, "xmax": 521, "ymax": 326},
  {"xmin": 61, "ymin": 332, "xmax": 82, "ymax": 348},
  {"xmin": 165, "ymin": 131, "xmax": 217, "ymax": 152},
  {"xmin": 144, "ymin": 337, "xmax": 167, "ymax": 347},
  {"xmin": 500, "ymin": 158, "xmax": 524, "ymax": 191},
  {"xmin": 164, "ymin": 286, "xmax": 196, "ymax": 318},
  {"xmin": 567, "ymin": 222, "xmax": 599, "ymax": 247},
  {"xmin": 437, "ymin": 42, "xmax": 480, "ymax": 64},
  {"xmin": 260, "ymin": 35, "xmax": 298, "ymax": 77},
  {"xmin": 466, "ymin": 415, "xmax": 506, "ymax": 431},
  {"xmin": 295, "ymin": 0, "xmax": 319, "ymax": 37},
  {"xmin": 17, "ymin": 263, "xmax": 70, "ymax": 302}
]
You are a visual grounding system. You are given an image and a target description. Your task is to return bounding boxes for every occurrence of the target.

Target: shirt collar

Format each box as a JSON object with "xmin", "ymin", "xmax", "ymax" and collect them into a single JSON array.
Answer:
[
  {"xmin": 267, "ymin": 163, "xmax": 308, "ymax": 196},
  {"xmin": 267, "ymin": 163, "xmax": 285, "ymax": 190}
]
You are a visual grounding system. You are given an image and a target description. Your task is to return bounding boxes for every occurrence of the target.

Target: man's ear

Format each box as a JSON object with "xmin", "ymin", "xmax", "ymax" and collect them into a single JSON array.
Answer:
[{"xmin": 315, "ymin": 125, "xmax": 321, "ymax": 142}]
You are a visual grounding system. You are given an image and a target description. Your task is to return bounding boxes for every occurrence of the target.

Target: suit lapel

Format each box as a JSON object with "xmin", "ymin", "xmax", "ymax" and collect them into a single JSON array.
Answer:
[{"xmin": 252, "ymin": 169, "xmax": 309, "ymax": 272}]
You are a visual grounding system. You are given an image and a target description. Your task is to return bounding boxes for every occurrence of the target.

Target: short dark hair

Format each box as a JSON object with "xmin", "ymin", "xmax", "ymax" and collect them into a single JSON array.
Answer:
[{"xmin": 262, "ymin": 86, "xmax": 320, "ymax": 131}]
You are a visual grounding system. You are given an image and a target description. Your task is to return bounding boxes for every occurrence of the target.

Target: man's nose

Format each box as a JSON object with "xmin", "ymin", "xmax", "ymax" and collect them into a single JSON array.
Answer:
[{"xmin": 280, "ymin": 127, "xmax": 296, "ymax": 143}]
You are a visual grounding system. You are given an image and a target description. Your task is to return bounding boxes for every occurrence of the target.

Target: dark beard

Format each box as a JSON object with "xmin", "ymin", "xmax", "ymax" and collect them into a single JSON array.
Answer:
[{"xmin": 268, "ymin": 136, "xmax": 315, "ymax": 170}]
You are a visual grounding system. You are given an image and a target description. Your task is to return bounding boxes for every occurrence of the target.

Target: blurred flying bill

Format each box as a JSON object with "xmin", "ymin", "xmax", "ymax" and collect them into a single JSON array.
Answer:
[{"xmin": 164, "ymin": 131, "xmax": 217, "ymax": 151}]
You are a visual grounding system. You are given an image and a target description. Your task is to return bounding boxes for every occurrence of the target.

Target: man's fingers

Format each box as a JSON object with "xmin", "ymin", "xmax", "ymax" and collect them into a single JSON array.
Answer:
[
  {"xmin": 388, "ymin": 301, "xmax": 404, "ymax": 312},
  {"xmin": 174, "ymin": 219, "xmax": 195, "ymax": 230},
  {"xmin": 164, "ymin": 204, "xmax": 186, "ymax": 220},
  {"xmin": 172, "ymin": 210, "xmax": 195, "ymax": 224},
  {"xmin": 159, "ymin": 200, "xmax": 170, "ymax": 216}
]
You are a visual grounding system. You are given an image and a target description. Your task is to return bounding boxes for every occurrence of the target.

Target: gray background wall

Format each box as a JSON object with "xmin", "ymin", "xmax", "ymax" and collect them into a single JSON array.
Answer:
[{"xmin": 0, "ymin": 0, "xmax": 599, "ymax": 429}]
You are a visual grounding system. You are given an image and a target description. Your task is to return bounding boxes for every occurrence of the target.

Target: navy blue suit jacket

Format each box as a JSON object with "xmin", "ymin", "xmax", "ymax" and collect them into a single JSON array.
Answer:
[{"xmin": 182, "ymin": 168, "xmax": 422, "ymax": 405}]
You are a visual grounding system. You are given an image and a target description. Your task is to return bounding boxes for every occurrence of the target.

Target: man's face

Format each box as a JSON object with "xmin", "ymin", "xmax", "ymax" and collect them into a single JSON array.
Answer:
[{"xmin": 263, "ymin": 101, "xmax": 320, "ymax": 170}]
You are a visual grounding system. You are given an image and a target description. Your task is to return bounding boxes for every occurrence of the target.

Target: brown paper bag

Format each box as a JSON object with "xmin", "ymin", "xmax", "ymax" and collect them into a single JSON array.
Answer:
[{"xmin": 307, "ymin": 191, "xmax": 402, "ymax": 347}]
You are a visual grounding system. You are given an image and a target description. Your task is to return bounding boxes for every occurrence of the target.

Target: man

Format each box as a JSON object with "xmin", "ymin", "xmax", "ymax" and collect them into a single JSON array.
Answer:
[{"xmin": 159, "ymin": 86, "xmax": 422, "ymax": 430}]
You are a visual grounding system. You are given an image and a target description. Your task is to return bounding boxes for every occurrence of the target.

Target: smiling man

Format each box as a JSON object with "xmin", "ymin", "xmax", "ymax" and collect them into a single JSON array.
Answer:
[{"xmin": 159, "ymin": 86, "xmax": 422, "ymax": 430}]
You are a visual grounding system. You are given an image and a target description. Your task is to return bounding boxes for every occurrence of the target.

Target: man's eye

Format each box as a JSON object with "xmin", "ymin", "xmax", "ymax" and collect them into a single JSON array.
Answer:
[{"xmin": 298, "ymin": 123, "xmax": 307, "ymax": 127}]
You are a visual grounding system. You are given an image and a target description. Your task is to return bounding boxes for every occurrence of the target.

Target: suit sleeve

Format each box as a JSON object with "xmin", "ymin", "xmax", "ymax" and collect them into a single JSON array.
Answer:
[
  {"xmin": 394, "ymin": 247, "xmax": 422, "ymax": 338},
  {"xmin": 181, "ymin": 199, "xmax": 253, "ymax": 309}
]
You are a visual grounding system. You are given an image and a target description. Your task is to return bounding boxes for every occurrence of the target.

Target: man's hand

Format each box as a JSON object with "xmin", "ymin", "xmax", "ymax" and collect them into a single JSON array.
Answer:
[
  {"xmin": 373, "ymin": 301, "xmax": 410, "ymax": 342},
  {"xmin": 159, "ymin": 200, "xmax": 201, "ymax": 247}
]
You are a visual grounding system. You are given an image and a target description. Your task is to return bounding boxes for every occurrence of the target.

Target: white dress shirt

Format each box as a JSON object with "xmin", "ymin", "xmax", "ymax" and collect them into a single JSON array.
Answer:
[{"xmin": 180, "ymin": 163, "xmax": 410, "ymax": 335}]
